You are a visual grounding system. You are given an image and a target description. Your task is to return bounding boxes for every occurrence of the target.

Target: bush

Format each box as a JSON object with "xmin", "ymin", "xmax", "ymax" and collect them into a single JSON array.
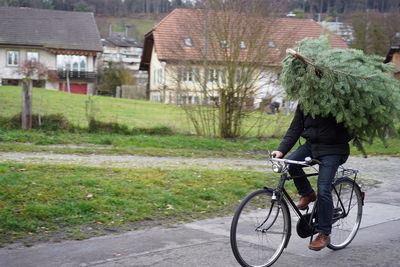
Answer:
[
  {"xmin": 0, "ymin": 114, "xmax": 176, "ymax": 136},
  {"xmin": 0, "ymin": 113, "xmax": 73, "ymax": 131},
  {"xmin": 88, "ymin": 118, "xmax": 131, "ymax": 134},
  {"xmin": 132, "ymin": 126, "xmax": 174, "ymax": 135}
]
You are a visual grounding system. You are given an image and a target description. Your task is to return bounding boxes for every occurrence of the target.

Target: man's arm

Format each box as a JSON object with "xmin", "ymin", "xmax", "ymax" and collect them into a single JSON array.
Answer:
[{"xmin": 275, "ymin": 106, "xmax": 304, "ymax": 157}]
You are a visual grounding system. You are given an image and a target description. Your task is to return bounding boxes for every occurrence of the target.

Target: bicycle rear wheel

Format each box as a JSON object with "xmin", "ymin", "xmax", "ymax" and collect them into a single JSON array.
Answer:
[
  {"xmin": 230, "ymin": 189, "xmax": 291, "ymax": 267},
  {"xmin": 328, "ymin": 177, "xmax": 363, "ymax": 250}
]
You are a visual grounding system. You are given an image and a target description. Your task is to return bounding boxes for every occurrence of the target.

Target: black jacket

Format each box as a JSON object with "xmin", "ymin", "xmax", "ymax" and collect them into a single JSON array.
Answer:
[{"xmin": 277, "ymin": 106, "xmax": 352, "ymax": 158}]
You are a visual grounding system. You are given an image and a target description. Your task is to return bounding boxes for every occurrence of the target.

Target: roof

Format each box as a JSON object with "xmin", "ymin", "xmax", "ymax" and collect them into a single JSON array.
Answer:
[
  {"xmin": 102, "ymin": 36, "xmax": 142, "ymax": 48},
  {"xmin": 384, "ymin": 45, "xmax": 400, "ymax": 64},
  {"xmin": 0, "ymin": 7, "xmax": 102, "ymax": 52},
  {"xmin": 140, "ymin": 9, "xmax": 348, "ymax": 70}
]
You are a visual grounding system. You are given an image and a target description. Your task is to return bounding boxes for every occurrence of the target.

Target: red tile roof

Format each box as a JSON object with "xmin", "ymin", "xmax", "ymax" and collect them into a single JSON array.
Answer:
[{"xmin": 140, "ymin": 9, "xmax": 347, "ymax": 70}]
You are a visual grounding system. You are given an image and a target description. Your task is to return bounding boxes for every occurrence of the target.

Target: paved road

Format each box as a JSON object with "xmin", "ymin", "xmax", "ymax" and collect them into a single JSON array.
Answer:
[{"xmin": 0, "ymin": 155, "xmax": 399, "ymax": 266}]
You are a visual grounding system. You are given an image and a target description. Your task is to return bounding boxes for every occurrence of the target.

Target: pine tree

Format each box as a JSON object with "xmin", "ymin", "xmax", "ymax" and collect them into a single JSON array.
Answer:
[{"xmin": 280, "ymin": 36, "xmax": 400, "ymax": 155}]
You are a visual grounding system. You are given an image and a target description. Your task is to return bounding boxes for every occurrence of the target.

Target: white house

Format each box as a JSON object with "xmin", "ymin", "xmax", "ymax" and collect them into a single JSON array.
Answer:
[
  {"xmin": 0, "ymin": 7, "xmax": 102, "ymax": 95},
  {"xmin": 100, "ymin": 35, "xmax": 148, "ymax": 87},
  {"xmin": 140, "ymin": 9, "xmax": 348, "ymax": 110}
]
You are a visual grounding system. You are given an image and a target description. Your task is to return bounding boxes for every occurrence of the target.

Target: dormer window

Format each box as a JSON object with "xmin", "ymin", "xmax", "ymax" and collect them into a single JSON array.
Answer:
[
  {"xmin": 239, "ymin": 41, "xmax": 246, "ymax": 49},
  {"xmin": 184, "ymin": 37, "xmax": 193, "ymax": 47},
  {"xmin": 220, "ymin": 40, "xmax": 229, "ymax": 49},
  {"xmin": 268, "ymin": 41, "xmax": 276, "ymax": 48}
]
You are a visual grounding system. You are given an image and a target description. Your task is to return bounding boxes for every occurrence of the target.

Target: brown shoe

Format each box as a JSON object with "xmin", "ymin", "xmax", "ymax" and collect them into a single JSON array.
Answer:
[
  {"xmin": 296, "ymin": 191, "xmax": 316, "ymax": 210},
  {"xmin": 309, "ymin": 233, "xmax": 330, "ymax": 251}
]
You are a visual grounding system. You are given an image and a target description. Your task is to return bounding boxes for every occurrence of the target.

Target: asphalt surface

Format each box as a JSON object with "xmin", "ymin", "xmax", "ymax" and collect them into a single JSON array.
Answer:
[{"xmin": 0, "ymin": 155, "xmax": 399, "ymax": 267}]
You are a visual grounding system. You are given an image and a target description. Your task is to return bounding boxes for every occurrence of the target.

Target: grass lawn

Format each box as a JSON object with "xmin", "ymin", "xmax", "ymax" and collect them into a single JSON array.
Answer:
[
  {"xmin": 95, "ymin": 17, "xmax": 159, "ymax": 42},
  {"xmin": 0, "ymin": 162, "xmax": 289, "ymax": 245},
  {"xmin": 1, "ymin": 128, "xmax": 399, "ymax": 158},
  {"xmin": 0, "ymin": 129, "xmax": 282, "ymax": 158},
  {"xmin": 0, "ymin": 85, "xmax": 193, "ymax": 131},
  {"xmin": 0, "ymin": 85, "xmax": 291, "ymax": 137}
]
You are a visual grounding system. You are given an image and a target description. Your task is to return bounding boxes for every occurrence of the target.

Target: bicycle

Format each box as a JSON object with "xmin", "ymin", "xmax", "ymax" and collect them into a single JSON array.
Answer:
[{"xmin": 230, "ymin": 156, "xmax": 365, "ymax": 267}]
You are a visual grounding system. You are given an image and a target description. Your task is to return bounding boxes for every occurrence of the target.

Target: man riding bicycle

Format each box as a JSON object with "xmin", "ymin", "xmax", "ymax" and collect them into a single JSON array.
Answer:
[{"xmin": 271, "ymin": 104, "xmax": 352, "ymax": 251}]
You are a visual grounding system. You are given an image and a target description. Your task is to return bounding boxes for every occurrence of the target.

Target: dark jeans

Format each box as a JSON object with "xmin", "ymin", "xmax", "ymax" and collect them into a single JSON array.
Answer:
[{"xmin": 287, "ymin": 144, "xmax": 348, "ymax": 235}]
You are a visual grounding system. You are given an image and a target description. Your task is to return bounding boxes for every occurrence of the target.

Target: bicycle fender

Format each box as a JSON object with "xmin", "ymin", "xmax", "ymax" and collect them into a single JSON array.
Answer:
[{"xmin": 263, "ymin": 187, "xmax": 292, "ymax": 248}]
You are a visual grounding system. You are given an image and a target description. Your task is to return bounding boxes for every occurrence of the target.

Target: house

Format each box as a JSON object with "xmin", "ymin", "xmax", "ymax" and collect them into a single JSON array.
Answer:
[
  {"xmin": 319, "ymin": 21, "xmax": 354, "ymax": 45},
  {"xmin": 100, "ymin": 35, "xmax": 148, "ymax": 87},
  {"xmin": 101, "ymin": 35, "xmax": 143, "ymax": 71},
  {"xmin": 384, "ymin": 34, "xmax": 400, "ymax": 80},
  {"xmin": 139, "ymin": 9, "xmax": 347, "ymax": 108},
  {"xmin": 0, "ymin": 7, "xmax": 102, "ymax": 95}
]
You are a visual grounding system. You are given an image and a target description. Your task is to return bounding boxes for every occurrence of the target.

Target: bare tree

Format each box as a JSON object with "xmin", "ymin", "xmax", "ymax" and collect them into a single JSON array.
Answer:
[
  {"xmin": 16, "ymin": 60, "xmax": 48, "ymax": 129},
  {"xmin": 348, "ymin": 10, "xmax": 400, "ymax": 55},
  {"xmin": 163, "ymin": 0, "xmax": 293, "ymax": 138}
]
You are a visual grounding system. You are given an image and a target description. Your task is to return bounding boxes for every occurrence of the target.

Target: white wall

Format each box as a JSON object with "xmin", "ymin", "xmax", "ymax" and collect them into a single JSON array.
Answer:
[
  {"xmin": 0, "ymin": 46, "xmax": 97, "ymax": 93},
  {"xmin": 255, "ymin": 71, "xmax": 285, "ymax": 107}
]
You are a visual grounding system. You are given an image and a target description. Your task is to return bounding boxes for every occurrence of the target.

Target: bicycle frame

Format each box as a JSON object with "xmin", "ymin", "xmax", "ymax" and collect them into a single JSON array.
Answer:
[
  {"xmin": 266, "ymin": 157, "xmax": 363, "ymax": 241},
  {"xmin": 267, "ymin": 171, "xmax": 320, "ymax": 240}
]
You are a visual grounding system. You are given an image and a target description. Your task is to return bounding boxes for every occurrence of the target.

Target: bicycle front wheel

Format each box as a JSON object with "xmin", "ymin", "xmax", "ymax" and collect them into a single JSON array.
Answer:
[
  {"xmin": 230, "ymin": 189, "xmax": 291, "ymax": 267},
  {"xmin": 328, "ymin": 177, "xmax": 363, "ymax": 250}
]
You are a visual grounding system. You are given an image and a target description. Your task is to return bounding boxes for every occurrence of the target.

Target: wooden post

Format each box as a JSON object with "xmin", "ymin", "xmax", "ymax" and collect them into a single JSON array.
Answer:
[
  {"xmin": 21, "ymin": 79, "xmax": 33, "ymax": 130},
  {"xmin": 66, "ymin": 69, "xmax": 71, "ymax": 93},
  {"xmin": 116, "ymin": 86, "xmax": 121, "ymax": 98}
]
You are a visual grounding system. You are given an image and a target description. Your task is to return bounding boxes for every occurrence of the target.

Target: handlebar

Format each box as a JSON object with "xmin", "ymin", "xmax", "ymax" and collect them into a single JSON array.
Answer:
[
  {"xmin": 269, "ymin": 156, "xmax": 321, "ymax": 173},
  {"xmin": 269, "ymin": 156, "xmax": 321, "ymax": 166}
]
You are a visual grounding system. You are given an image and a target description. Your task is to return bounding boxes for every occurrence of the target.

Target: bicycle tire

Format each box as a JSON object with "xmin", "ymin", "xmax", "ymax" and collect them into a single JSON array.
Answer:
[
  {"xmin": 328, "ymin": 177, "xmax": 363, "ymax": 250},
  {"xmin": 230, "ymin": 189, "xmax": 291, "ymax": 267}
]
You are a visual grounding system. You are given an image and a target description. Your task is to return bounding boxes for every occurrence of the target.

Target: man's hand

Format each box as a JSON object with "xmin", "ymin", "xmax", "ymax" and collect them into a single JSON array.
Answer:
[{"xmin": 270, "ymin": 151, "xmax": 283, "ymax": 158}]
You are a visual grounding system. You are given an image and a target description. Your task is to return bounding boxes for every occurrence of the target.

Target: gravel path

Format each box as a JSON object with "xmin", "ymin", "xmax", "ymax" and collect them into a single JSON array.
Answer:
[
  {"xmin": 0, "ymin": 151, "xmax": 398, "ymax": 184},
  {"xmin": 0, "ymin": 151, "xmax": 268, "ymax": 171}
]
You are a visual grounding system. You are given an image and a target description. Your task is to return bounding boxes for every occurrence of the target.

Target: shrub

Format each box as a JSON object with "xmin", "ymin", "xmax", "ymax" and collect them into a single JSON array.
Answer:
[
  {"xmin": 0, "ymin": 113, "xmax": 73, "ymax": 131},
  {"xmin": 132, "ymin": 126, "xmax": 174, "ymax": 135},
  {"xmin": 88, "ymin": 118, "xmax": 130, "ymax": 134}
]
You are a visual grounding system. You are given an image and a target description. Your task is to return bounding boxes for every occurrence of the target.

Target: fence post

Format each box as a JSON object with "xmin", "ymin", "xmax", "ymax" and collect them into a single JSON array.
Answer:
[
  {"xmin": 21, "ymin": 79, "xmax": 33, "ymax": 130},
  {"xmin": 116, "ymin": 86, "xmax": 121, "ymax": 98}
]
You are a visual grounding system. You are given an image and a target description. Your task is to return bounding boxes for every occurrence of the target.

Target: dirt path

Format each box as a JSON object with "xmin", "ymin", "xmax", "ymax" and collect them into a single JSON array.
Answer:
[
  {"xmin": 1, "ymin": 151, "xmax": 399, "ymax": 184},
  {"xmin": 0, "ymin": 151, "xmax": 268, "ymax": 170}
]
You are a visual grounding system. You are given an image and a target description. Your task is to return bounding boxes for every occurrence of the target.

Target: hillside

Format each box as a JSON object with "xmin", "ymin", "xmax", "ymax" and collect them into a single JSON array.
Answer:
[
  {"xmin": 0, "ymin": 86, "xmax": 191, "ymax": 132},
  {"xmin": 95, "ymin": 15, "xmax": 162, "ymax": 43},
  {"xmin": 0, "ymin": 86, "xmax": 293, "ymax": 137}
]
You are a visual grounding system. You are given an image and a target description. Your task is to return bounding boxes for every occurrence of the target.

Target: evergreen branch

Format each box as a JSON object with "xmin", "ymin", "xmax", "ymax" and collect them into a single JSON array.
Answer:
[{"xmin": 286, "ymin": 48, "xmax": 384, "ymax": 82}]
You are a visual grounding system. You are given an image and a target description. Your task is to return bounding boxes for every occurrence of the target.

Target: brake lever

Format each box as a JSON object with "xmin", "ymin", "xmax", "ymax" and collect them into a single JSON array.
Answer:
[{"xmin": 304, "ymin": 157, "xmax": 322, "ymax": 165}]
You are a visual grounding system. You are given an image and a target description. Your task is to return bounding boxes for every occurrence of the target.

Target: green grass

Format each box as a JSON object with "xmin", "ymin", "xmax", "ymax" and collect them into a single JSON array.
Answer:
[
  {"xmin": 0, "ymin": 162, "xmax": 289, "ymax": 244},
  {"xmin": 95, "ymin": 17, "xmax": 159, "ymax": 42},
  {"xmin": 0, "ymin": 85, "xmax": 192, "ymax": 131},
  {"xmin": 1, "ymin": 128, "xmax": 399, "ymax": 157},
  {"xmin": 0, "ymin": 129, "xmax": 280, "ymax": 158},
  {"xmin": 0, "ymin": 85, "xmax": 291, "ymax": 137}
]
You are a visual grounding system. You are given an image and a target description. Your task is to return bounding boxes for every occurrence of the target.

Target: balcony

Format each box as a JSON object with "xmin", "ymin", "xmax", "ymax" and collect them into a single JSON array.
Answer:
[{"xmin": 57, "ymin": 70, "xmax": 97, "ymax": 81}]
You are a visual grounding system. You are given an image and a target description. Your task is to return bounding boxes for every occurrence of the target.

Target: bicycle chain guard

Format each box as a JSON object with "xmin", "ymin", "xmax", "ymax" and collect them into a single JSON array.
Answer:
[{"xmin": 296, "ymin": 213, "xmax": 318, "ymax": 238}]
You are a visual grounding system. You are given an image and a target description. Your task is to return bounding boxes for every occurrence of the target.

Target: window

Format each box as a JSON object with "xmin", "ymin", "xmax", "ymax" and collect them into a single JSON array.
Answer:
[
  {"xmin": 220, "ymin": 69, "xmax": 227, "ymax": 84},
  {"xmin": 220, "ymin": 40, "xmax": 229, "ymax": 49},
  {"xmin": 239, "ymin": 41, "xmax": 247, "ymax": 49},
  {"xmin": 27, "ymin": 52, "xmax": 39, "ymax": 63},
  {"xmin": 184, "ymin": 37, "xmax": 193, "ymax": 47},
  {"xmin": 236, "ymin": 68, "xmax": 243, "ymax": 83},
  {"xmin": 208, "ymin": 68, "xmax": 218, "ymax": 82},
  {"xmin": 181, "ymin": 67, "xmax": 193, "ymax": 82},
  {"xmin": 7, "ymin": 51, "xmax": 19, "ymax": 66},
  {"xmin": 268, "ymin": 41, "xmax": 276, "ymax": 48},
  {"xmin": 56, "ymin": 54, "xmax": 87, "ymax": 71},
  {"xmin": 157, "ymin": 68, "xmax": 163, "ymax": 84}
]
